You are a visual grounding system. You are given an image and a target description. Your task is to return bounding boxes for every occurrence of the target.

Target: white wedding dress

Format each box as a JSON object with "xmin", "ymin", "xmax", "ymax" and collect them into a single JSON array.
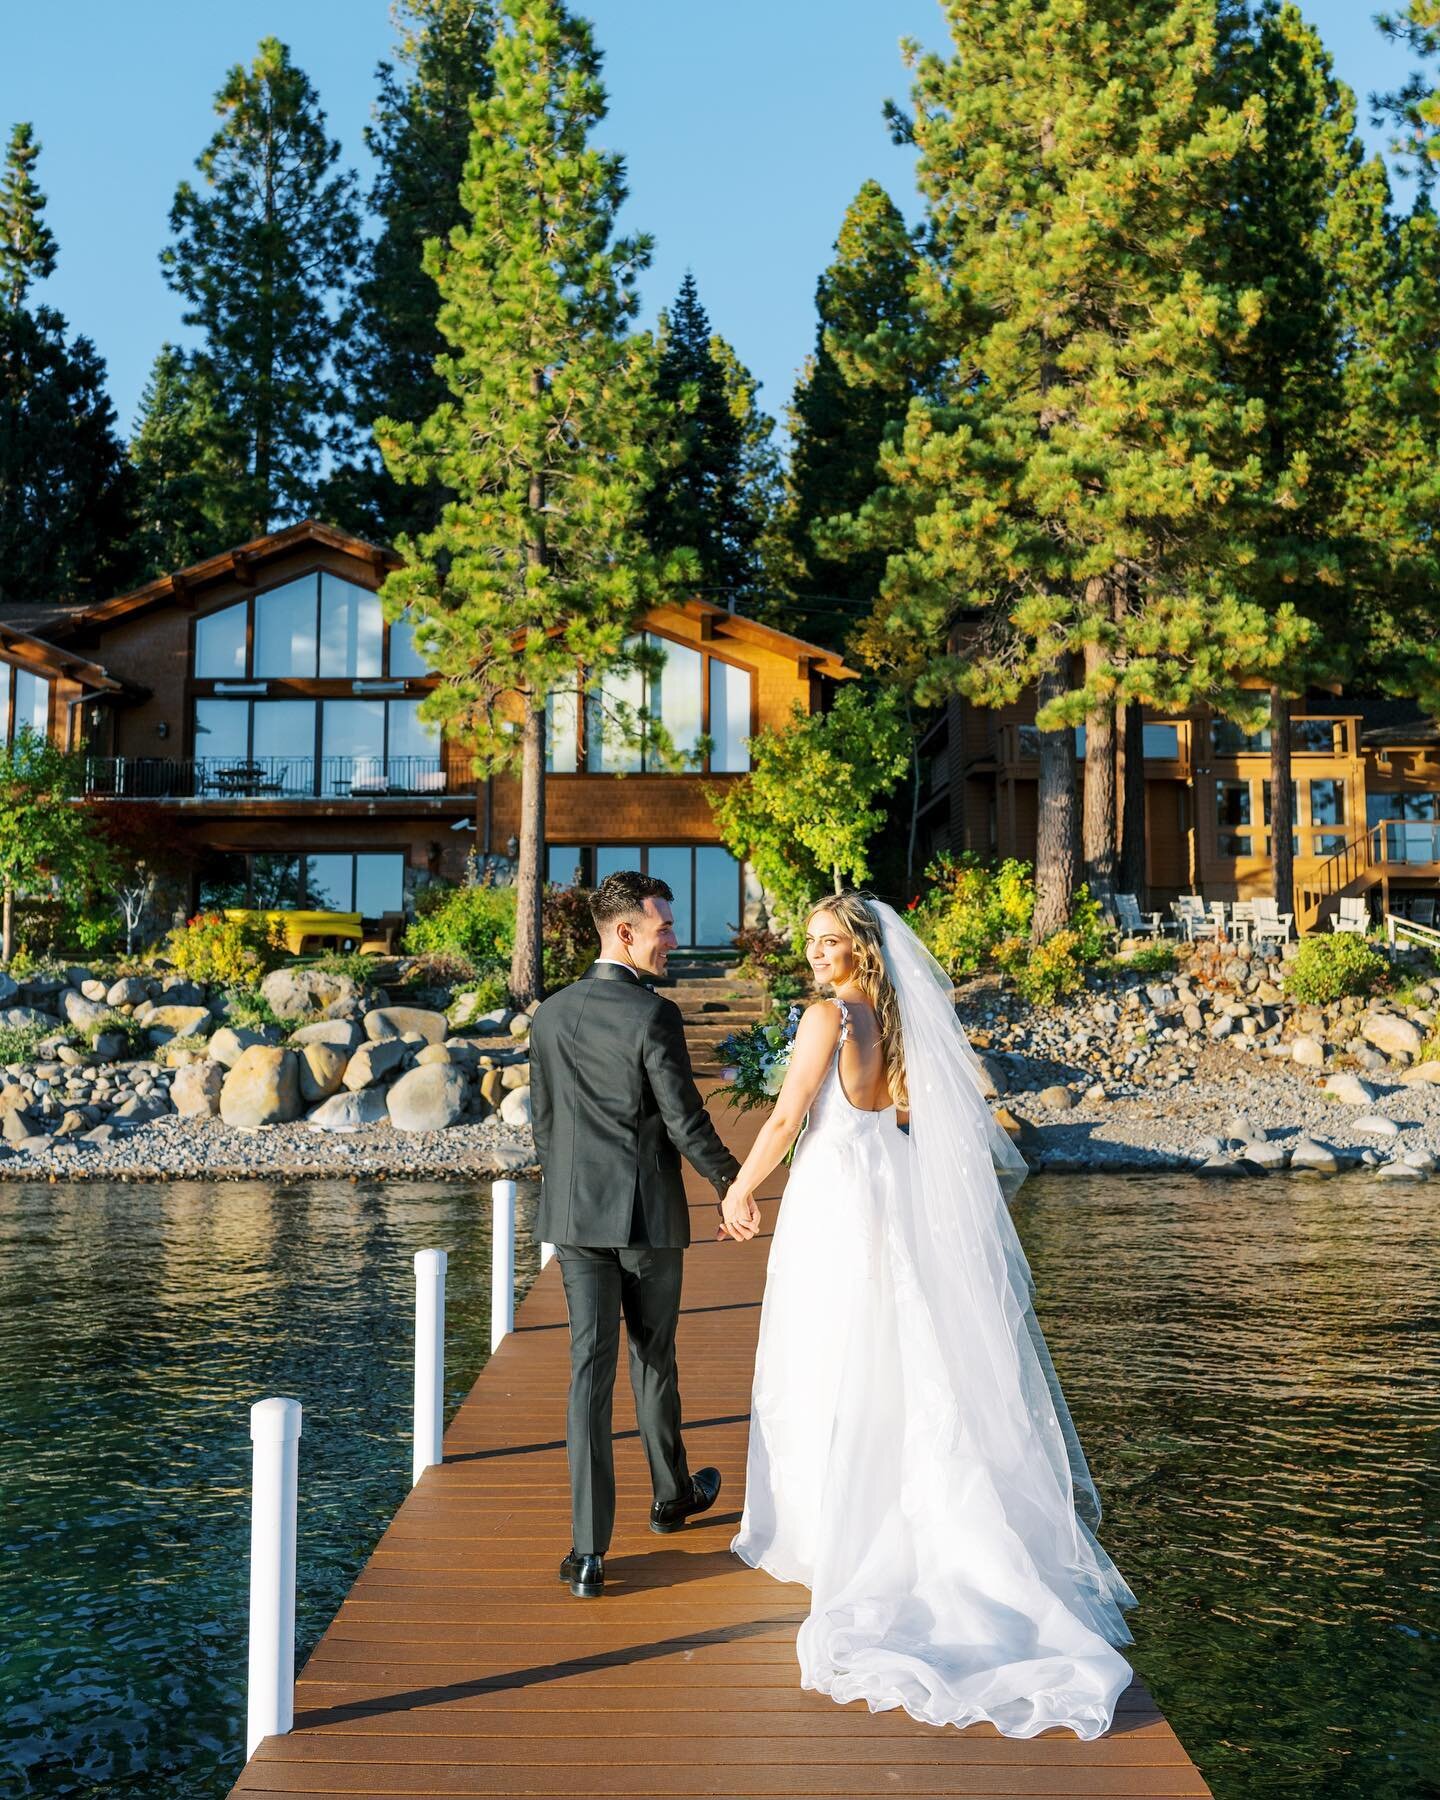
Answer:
[{"xmin": 732, "ymin": 902, "xmax": 1136, "ymax": 1740}]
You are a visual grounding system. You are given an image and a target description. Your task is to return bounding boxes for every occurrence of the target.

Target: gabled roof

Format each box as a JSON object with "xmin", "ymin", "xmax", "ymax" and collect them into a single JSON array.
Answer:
[
  {"xmin": 677, "ymin": 598, "xmax": 856, "ymax": 681},
  {"xmin": 0, "ymin": 622, "xmax": 133, "ymax": 694},
  {"xmin": 74, "ymin": 520, "xmax": 402, "ymax": 633}
]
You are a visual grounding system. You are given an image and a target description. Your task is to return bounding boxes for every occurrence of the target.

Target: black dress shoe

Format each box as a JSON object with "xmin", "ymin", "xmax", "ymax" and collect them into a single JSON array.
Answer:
[
  {"xmin": 558, "ymin": 1549, "xmax": 604, "ymax": 1597},
  {"xmin": 650, "ymin": 1466, "xmax": 722, "ymax": 1534}
]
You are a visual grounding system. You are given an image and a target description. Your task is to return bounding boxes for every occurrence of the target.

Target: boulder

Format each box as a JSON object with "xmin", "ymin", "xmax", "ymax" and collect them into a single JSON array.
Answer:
[
  {"xmin": 296, "ymin": 1041, "xmax": 347, "ymax": 1103},
  {"xmin": 1403, "ymin": 1146, "xmax": 1438, "ymax": 1172},
  {"xmin": 387, "ymin": 1063, "xmax": 469, "ymax": 1131},
  {"xmin": 1182, "ymin": 1004, "xmax": 1204, "ymax": 1033},
  {"xmin": 60, "ymin": 990, "xmax": 109, "ymax": 1028},
  {"xmin": 2, "ymin": 1107, "xmax": 34, "ymax": 1143},
  {"xmin": 1227, "ymin": 1113, "xmax": 1264, "ymax": 1144},
  {"xmin": 1400, "ymin": 1060, "xmax": 1440, "ymax": 1086},
  {"xmin": 0, "ymin": 1006, "xmax": 56, "ymax": 1032},
  {"xmin": 415, "ymin": 1043, "xmax": 460, "ymax": 1067},
  {"xmin": 1038, "ymin": 1085, "xmax": 1074, "ymax": 1113},
  {"xmin": 1324, "ymin": 1072, "xmax": 1377, "ymax": 1107},
  {"xmin": 1379, "ymin": 1158, "xmax": 1426, "ymax": 1179},
  {"xmin": 0, "ymin": 971, "xmax": 17, "ymax": 1005},
  {"xmin": 207, "ymin": 1025, "xmax": 273, "ymax": 1068},
  {"xmin": 440, "ymin": 1038, "xmax": 486, "ymax": 1065},
  {"xmin": 499, "ymin": 1084, "xmax": 532, "ymax": 1126},
  {"xmin": 306, "ymin": 1087, "xmax": 390, "ymax": 1131},
  {"xmin": 509, "ymin": 1013, "xmax": 532, "ymax": 1041},
  {"xmin": 106, "ymin": 977, "xmax": 148, "ymax": 1008},
  {"xmin": 146, "ymin": 1004, "xmax": 213, "ymax": 1045},
  {"xmin": 1290, "ymin": 1035, "xmax": 1326, "ymax": 1070},
  {"xmin": 501, "ymin": 1062, "xmax": 530, "ymax": 1090},
  {"xmin": 1197, "ymin": 1156, "xmax": 1247, "ymax": 1178},
  {"xmin": 1242, "ymin": 1140, "xmax": 1288, "ymax": 1171},
  {"xmin": 158, "ymin": 978, "xmax": 207, "ymax": 1007},
  {"xmin": 1361, "ymin": 1013, "xmax": 1424, "ymax": 1061},
  {"xmin": 289, "ymin": 1018, "xmax": 364, "ymax": 1054},
  {"xmin": 449, "ymin": 992, "xmax": 509, "ymax": 1032},
  {"xmin": 1290, "ymin": 1136, "xmax": 1342, "ymax": 1174},
  {"xmin": 342, "ymin": 1037, "xmax": 407, "ymax": 1090},
  {"xmin": 1353, "ymin": 1113, "xmax": 1400, "ymax": 1139},
  {"xmin": 260, "ymin": 967, "xmax": 364, "ymax": 1020},
  {"xmin": 90, "ymin": 1030, "xmax": 127, "ymax": 1062},
  {"xmin": 479, "ymin": 1067, "xmax": 506, "ymax": 1110},
  {"xmin": 219, "ymin": 1046, "xmax": 302, "ymax": 1127},
  {"xmin": 976, "ymin": 1054, "xmax": 1009, "ymax": 1100},
  {"xmin": 80, "ymin": 978, "xmax": 108, "ymax": 1002},
  {"xmin": 365, "ymin": 1005, "xmax": 449, "ymax": 1045},
  {"xmin": 171, "ymin": 1058, "xmax": 224, "ymax": 1118}
]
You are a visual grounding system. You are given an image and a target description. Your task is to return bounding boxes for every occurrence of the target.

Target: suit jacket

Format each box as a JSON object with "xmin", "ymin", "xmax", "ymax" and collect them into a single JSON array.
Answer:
[{"xmin": 530, "ymin": 961, "xmax": 740, "ymax": 1249}]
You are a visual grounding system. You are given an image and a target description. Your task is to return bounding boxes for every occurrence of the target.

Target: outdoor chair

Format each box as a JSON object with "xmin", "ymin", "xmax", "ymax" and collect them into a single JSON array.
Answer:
[
  {"xmin": 1331, "ymin": 897, "xmax": 1369, "ymax": 935},
  {"xmin": 1172, "ymin": 895, "xmax": 1218, "ymax": 942},
  {"xmin": 1250, "ymin": 897, "xmax": 1294, "ymax": 946},
  {"xmin": 1114, "ymin": 893, "xmax": 1163, "ymax": 938}
]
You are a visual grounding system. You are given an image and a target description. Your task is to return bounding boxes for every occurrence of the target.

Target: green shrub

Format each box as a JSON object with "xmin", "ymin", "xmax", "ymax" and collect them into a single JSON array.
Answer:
[
  {"xmin": 1124, "ymin": 942, "xmax": 1178, "ymax": 976},
  {"xmin": 1285, "ymin": 932, "xmax": 1388, "ymax": 1004},
  {"xmin": 81, "ymin": 1011, "xmax": 152, "ymax": 1059},
  {"xmin": 453, "ymin": 971, "xmax": 510, "ymax": 1016},
  {"xmin": 910, "ymin": 855, "xmax": 1036, "ymax": 977},
  {"xmin": 542, "ymin": 885, "xmax": 598, "ymax": 989},
  {"xmin": 309, "ymin": 950, "xmax": 377, "ymax": 985},
  {"xmin": 163, "ymin": 913, "xmax": 285, "ymax": 989},
  {"xmin": 0, "ymin": 1020, "xmax": 68, "ymax": 1065},
  {"xmin": 993, "ymin": 886, "xmax": 1111, "ymax": 1006},
  {"xmin": 403, "ymin": 882, "xmax": 514, "ymax": 969},
  {"xmin": 218, "ymin": 988, "xmax": 289, "ymax": 1032},
  {"xmin": 731, "ymin": 925, "xmax": 809, "ymax": 1004}
]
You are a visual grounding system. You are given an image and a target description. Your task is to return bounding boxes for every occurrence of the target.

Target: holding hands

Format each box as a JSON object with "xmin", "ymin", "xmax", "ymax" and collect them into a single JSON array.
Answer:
[{"xmin": 718, "ymin": 1187, "xmax": 762, "ymax": 1243}]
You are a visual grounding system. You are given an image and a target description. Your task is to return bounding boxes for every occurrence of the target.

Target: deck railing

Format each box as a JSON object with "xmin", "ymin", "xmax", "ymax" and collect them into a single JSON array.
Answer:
[{"xmin": 82, "ymin": 754, "xmax": 476, "ymax": 800}]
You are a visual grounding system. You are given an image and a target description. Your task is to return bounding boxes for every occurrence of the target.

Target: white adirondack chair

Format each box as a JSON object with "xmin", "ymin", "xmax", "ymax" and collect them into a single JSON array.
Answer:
[
  {"xmin": 1173, "ymin": 895, "xmax": 1218, "ymax": 942},
  {"xmin": 1114, "ymin": 893, "xmax": 1163, "ymax": 938},
  {"xmin": 1251, "ymin": 897, "xmax": 1294, "ymax": 946},
  {"xmin": 1331, "ymin": 897, "xmax": 1369, "ymax": 935}
]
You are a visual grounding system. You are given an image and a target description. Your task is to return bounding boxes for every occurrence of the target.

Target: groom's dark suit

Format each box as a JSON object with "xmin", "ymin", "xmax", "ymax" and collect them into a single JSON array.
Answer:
[{"xmin": 530, "ymin": 960, "xmax": 740, "ymax": 1556}]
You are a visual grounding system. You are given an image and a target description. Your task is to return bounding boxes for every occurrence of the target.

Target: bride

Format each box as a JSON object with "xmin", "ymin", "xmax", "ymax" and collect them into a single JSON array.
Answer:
[{"xmin": 718, "ymin": 892, "xmax": 1137, "ymax": 1740}]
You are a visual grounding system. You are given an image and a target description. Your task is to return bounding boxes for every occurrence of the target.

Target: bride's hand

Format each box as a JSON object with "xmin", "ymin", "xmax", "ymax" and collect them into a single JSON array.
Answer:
[{"xmin": 719, "ymin": 1188, "xmax": 761, "ymax": 1243}]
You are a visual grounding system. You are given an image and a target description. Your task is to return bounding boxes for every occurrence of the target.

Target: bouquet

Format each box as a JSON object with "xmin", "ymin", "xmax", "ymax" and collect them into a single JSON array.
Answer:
[{"xmin": 715, "ymin": 1002, "xmax": 802, "ymax": 1113}]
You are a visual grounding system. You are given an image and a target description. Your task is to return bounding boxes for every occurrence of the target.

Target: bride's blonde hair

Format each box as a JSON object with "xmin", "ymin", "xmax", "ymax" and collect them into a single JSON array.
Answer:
[{"xmin": 807, "ymin": 891, "xmax": 907, "ymax": 1107}]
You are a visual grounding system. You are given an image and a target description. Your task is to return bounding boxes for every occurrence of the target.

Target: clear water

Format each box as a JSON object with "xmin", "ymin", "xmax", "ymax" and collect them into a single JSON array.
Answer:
[{"xmin": 1, "ymin": 1173, "xmax": 1435, "ymax": 1799}]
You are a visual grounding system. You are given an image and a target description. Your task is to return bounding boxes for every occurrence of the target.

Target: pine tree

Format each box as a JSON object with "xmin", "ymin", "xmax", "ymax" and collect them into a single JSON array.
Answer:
[
  {"xmin": 643, "ymin": 272, "xmax": 768, "ymax": 601},
  {"xmin": 778, "ymin": 180, "xmax": 920, "ymax": 648},
  {"xmin": 0, "ymin": 123, "xmax": 56, "ymax": 310},
  {"xmin": 0, "ymin": 124, "xmax": 136, "ymax": 604},
  {"xmin": 329, "ymin": 0, "xmax": 497, "ymax": 540},
  {"xmin": 840, "ymin": 0, "xmax": 1308, "ymax": 939},
  {"xmin": 376, "ymin": 0, "xmax": 661, "ymax": 1002},
  {"xmin": 129, "ymin": 345, "xmax": 247, "ymax": 576},
  {"xmin": 162, "ymin": 38, "xmax": 361, "ymax": 537}
]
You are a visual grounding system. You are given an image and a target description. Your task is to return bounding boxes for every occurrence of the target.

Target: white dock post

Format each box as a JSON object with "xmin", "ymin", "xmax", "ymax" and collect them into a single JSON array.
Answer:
[
  {"xmin": 491, "ymin": 1178, "xmax": 516, "ymax": 1352},
  {"xmin": 246, "ymin": 1396, "xmax": 301, "ymax": 1758},
  {"xmin": 412, "ymin": 1248, "xmax": 447, "ymax": 1486}
]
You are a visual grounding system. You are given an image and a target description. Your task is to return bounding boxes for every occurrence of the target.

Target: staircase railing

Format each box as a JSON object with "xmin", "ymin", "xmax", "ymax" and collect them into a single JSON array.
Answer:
[{"xmin": 1296, "ymin": 824, "xmax": 1386, "ymax": 936}]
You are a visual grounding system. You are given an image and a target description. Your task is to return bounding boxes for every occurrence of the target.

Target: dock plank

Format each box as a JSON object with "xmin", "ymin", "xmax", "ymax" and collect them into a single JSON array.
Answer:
[{"xmin": 228, "ymin": 1083, "xmax": 1211, "ymax": 1800}]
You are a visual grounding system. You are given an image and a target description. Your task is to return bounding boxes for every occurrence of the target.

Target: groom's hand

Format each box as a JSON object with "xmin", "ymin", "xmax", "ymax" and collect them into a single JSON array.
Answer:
[{"xmin": 719, "ymin": 1190, "xmax": 761, "ymax": 1242}]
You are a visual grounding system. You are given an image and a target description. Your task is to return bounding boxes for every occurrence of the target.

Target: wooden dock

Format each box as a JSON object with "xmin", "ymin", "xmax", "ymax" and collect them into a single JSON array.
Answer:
[{"xmin": 229, "ymin": 1093, "xmax": 1212, "ymax": 1799}]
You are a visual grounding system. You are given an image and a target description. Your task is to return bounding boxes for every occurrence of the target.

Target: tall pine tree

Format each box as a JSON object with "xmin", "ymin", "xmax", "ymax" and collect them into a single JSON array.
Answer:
[
  {"xmin": 330, "ymin": 0, "xmax": 497, "ymax": 540},
  {"xmin": 162, "ymin": 38, "xmax": 360, "ymax": 537},
  {"xmin": 377, "ymin": 0, "xmax": 661, "ymax": 1001},
  {"xmin": 780, "ymin": 180, "xmax": 920, "ymax": 649},
  {"xmin": 129, "ymin": 345, "xmax": 247, "ymax": 576},
  {"xmin": 0, "ymin": 123, "xmax": 136, "ymax": 605},
  {"xmin": 840, "ymin": 0, "xmax": 1311, "ymax": 938},
  {"xmin": 643, "ymin": 272, "xmax": 770, "ymax": 601}
]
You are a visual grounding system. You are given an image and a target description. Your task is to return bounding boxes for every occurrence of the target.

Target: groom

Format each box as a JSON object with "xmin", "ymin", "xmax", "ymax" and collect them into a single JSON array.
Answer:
[{"xmin": 529, "ymin": 869, "xmax": 742, "ymax": 1598}]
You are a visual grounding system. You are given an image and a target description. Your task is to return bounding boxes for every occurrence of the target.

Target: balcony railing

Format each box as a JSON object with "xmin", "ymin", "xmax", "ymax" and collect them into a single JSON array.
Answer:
[{"xmin": 82, "ymin": 755, "xmax": 476, "ymax": 801}]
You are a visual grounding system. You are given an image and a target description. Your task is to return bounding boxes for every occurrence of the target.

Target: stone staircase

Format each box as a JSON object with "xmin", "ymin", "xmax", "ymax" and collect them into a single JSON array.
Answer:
[{"xmin": 661, "ymin": 956, "xmax": 770, "ymax": 1077}]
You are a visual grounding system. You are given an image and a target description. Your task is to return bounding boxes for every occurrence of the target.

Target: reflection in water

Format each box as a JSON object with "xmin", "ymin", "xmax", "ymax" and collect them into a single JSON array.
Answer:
[
  {"xmin": 0, "ymin": 1177, "xmax": 538, "ymax": 1798},
  {"xmin": 0, "ymin": 1172, "xmax": 1435, "ymax": 1799}
]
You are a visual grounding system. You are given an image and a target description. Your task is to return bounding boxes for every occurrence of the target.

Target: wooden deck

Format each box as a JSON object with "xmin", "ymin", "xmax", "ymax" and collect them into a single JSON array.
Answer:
[{"xmin": 230, "ymin": 1094, "xmax": 1212, "ymax": 1799}]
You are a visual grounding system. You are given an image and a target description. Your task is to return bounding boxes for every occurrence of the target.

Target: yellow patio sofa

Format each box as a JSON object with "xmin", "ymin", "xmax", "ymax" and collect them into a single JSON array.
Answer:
[{"xmin": 223, "ymin": 908, "xmax": 364, "ymax": 955}]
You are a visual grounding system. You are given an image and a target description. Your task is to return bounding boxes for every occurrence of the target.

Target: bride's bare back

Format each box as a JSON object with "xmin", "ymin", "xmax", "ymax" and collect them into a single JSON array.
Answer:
[{"xmin": 832, "ymin": 996, "xmax": 891, "ymax": 1112}]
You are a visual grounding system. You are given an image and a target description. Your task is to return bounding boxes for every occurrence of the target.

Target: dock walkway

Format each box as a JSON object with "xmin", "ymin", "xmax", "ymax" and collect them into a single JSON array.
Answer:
[{"xmin": 230, "ymin": 1089, "xmax": 1212, "ymax": 1799}]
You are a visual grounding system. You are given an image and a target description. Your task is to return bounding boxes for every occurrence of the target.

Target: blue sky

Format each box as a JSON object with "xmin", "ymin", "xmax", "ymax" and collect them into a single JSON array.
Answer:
[{"xmin": 0, "ymin": 1, "xmax": 1421, "ymax": 442}]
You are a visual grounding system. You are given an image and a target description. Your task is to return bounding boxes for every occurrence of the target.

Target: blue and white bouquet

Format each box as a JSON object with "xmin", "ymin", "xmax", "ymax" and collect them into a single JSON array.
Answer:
[{"xmin": 716, "ymin": 1002, "xmax": 803, "ymax": 1113}]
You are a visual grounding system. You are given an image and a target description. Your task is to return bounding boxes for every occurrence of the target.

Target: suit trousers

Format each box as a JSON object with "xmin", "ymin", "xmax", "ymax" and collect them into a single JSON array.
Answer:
[{"xmin": 556, "ymin": 1243, "xmax": 690, "ymax": 1556}]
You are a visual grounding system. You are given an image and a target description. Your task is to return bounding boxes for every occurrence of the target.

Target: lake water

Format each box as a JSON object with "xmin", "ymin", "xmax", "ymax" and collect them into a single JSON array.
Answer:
[{"xmin": 0, "ymin": 1172, "xmax": 1435, "ymax": 1799}]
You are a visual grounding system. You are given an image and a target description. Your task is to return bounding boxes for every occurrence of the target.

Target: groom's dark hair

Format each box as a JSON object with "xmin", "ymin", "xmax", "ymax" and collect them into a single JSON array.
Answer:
[{"xmin": 590, "ymin": 869, "xmax": 674, "ymax": 933}]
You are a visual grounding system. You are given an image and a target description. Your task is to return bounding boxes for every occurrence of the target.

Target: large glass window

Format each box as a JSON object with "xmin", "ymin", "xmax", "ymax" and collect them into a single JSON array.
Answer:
[
  {"xmin": 1309, "ymin": 779, "xmax": 1346, "ymax": 827},
  {"xmin": 322, "ymin": 699, "xmax": 385, "ymax": 794},
  {"xmin": 319, "ymin": 574, "xmax": 383, "ymax": 677},
  {"xmin": 13, "ymin": 670, "xmax": 49, "ymax": 738},
  {"xmin": 1143, "ymin": 724, "xmax": 1180, "ymax": 759},
  {"xmin": 1370, "ymin": 791, "xmax": 1440, "ymax": 862},
  {"xmin": 648, "ymin": 635, "xmax": 703, "ymax": 764},
  {"xmin": 387, "ymin": 699, "xmax": 440, "ymax": 771},
  {"xmin": 695, "ymin": 846, "xmax": 740, "ymax": 944},
  {"xmin": 193, "ymin": 698, "xmax": 250, "ymax": 763},
  {"xmin": 250, "ymin": 853, "xmax": 303, "ymax": 907},
  {"xmin": 586, "ymin": 650, "xmax": 645, "ymax": 773},
  {"xmin": 388, "ymin": 608, "xmax": 428, "ymax": 677},
  {"xmin": 0, "ymin": 674, "xmax": 10, "ymax": 744},
  {"xmin": 354, "ymin": 853, "xmax": 404, "ymax": 915},
  {"xmin": 547, "ymin": 686, "xmax": 579, "ymax": 774},
  {"xmin": 1216, "ymin": 781, "xmax": 1253, "ymax": 856},
  {"xmin": 305, "ymin": 854, "xmax": 355, "ymax": 911},
  {"xmin": 253, "ymin": 577, "xmax": 319, "ymax": 678},
  {"xmin": 1213, "ymin": 719, "xmax": 1271, "ymax": 755},
  {"xmin": 251, "ymin": 701, "xmax": 316, "ymax": 794},
  {"xmin": 1293, "ymin": 718, "xmax": 1339, "ymax": 753},
  {"xmin": 648, "ymin": 846, "xmax": 694, "ymax": 944},
  {"xmin": 194, "ymin": 601, "xmax": 247, "ymax": 678},
  {"xmin": 709, "ymin": 659, "xmax": 752, "ymax": 772}
]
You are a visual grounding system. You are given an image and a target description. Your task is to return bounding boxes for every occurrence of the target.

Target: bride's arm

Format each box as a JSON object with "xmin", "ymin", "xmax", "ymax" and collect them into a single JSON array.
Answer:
[{"xmin": 719, "ymin": 1003, "xmax": 841, "ymax": 1242}]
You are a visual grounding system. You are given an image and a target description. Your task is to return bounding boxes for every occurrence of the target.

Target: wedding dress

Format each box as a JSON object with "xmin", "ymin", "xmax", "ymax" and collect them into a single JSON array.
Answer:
[{"xmin": 731, "ymin": 901, "xmax": 1136, "ymax": 1740}]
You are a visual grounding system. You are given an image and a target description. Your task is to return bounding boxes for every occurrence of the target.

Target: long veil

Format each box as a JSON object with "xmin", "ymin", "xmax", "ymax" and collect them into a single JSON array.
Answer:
[{"xmin": 869, "ymin": 898, "xmax": 1134, "ymax": 1630}]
